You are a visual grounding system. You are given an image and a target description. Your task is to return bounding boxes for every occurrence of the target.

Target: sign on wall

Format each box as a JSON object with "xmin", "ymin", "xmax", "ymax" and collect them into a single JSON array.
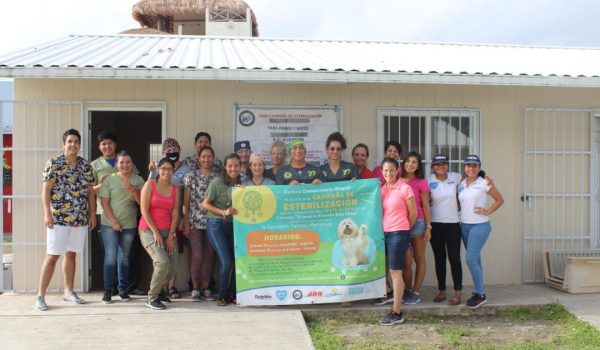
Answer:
[
  {"xmin": 234, "ymin": 105, "xmax": 340, "ymax": 165},
  {"xmin": 232, "ymin": 179, "xmax": 386, "ymax": 306}
]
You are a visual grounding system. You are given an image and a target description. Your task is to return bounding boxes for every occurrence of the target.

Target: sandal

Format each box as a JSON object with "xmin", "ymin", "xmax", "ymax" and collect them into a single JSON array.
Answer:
[
  {"xmin": 433, "ymin": 292, "xmax": 447, "ymax": 303},
  {"xmin": 169, "ymin": 287, "xmax": 181, "ymax": 299},
  {"xmin": 216, "ymin": 299, "xmax": 228, "ymax": 306},
  {"xmin": 448, "ymin": 295, "xmax": 461, "ymax": 305}
]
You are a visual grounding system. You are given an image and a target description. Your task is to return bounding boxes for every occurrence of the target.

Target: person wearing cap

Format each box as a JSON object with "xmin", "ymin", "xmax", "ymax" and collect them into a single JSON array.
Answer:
[
  {"xmin": 320, "ymin": 132, "xmax": 358, "ymax": 183},
  {"xmin": 458, "ymin": 154, "xmax": 504, "ymax": 309},
  {"xmin": 242, "ymin": 153, "xmax": 275, "ymax": 186},
  {"xmin": 373, "ymin": 141, "xmax": 402, "ymax": 185},
  {"xmin": 183, "ymin": 131, "xmax": 223, "ymax": 174},
  {"xmin": 275, "ymin": 139, "xmax": 322, "ymax": 185},
  {"xmin": 352, "ymin": 143, "xmax": 375, "ymax": 179},
  {"xmin": 266, "ymin": 140, "xmax": 287, "ymax": 181},
  {"xmin": 428, "ymin": 154, "xmax": 463, "ymax": 305},
  {"xmin": 234, "ymin": 140, "xmax": 252, "ymax": 180}
]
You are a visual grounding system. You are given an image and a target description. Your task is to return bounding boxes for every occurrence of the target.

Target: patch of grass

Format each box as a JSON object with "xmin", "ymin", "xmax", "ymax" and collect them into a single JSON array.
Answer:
[
  {"xmin": 497, "ymin": 303, "xmax": 572, "ymax": 322},
  {"xmin": 553, "ymin": 318, "xmax": 600, "ymax": 349},
  {"xmin": 306, "ymin": 318, "xmax": 346, "ymax": 350},
  {"xmin": 435, "ymin": 326, "xmax": 478, "ymax": 346}
]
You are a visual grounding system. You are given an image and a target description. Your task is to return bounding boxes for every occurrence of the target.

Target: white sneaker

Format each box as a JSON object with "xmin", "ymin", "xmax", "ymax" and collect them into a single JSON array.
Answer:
[
  {"xmin": 62, "ymin": 291, "xmax": 85, "ymax": 304},
  {"xmin": 35, "ymin": 296, "xmax": 49, "ymax": 311}
]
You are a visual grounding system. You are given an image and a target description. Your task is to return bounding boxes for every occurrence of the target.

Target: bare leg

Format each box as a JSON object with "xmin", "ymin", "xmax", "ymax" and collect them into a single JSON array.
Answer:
[
  {"xmin": 402, "ymin": 248, "xmax": 414, "ymax": 291},
  {"xmin": 62, "ymin": 251, "xmax": 76, "ymax": 295},
  {"xmin": 411, "ymin": 237, "xmax": 427, "ymax": 293},
  {"xmin": 390, "ymin": 269, "xmax": 404, "ymax": 314},
  {"xmin": 37, "ymin": 255, "xmax": 60, "ymax": 297}
]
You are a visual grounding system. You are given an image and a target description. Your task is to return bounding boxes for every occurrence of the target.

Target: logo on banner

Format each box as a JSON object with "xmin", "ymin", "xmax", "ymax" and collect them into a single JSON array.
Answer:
[
  {"xmin": 276, "ymin": 290, "xmax": 287, "ymax": 300},
  {"xmin": 292, "ymin": 290, "xmax": 303, "ymax": 300},
  {"xmin": 235, "ymin": 187, "xmax": 277, "ymax": 224},
  {"xmin": 238, "ymin": 110, "xmax": 256, "ymax": 127}
]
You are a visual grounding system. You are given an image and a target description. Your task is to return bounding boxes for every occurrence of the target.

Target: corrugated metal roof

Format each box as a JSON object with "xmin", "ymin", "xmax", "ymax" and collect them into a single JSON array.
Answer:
[{"xmin": 1, "ymin": 34, "xmax": 599, "ymax": 87}]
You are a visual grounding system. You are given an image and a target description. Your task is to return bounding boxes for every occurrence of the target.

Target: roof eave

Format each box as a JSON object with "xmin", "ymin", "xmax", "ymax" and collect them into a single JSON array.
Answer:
[{"xmin": 0, "ymin": 68, "xmax": 597, "ymax": 88}]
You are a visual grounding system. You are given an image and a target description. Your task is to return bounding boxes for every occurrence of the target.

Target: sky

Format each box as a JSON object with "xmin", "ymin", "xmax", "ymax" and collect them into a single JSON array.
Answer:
[{"xmin": 0, "ymin": 0, "xmax": 599, "ymax": 56}]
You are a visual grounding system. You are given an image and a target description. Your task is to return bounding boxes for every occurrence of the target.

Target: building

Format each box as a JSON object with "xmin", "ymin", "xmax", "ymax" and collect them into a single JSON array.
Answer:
[{"xmin": 0, "ymin": 34, "xmax": 599, "ymax": 292}]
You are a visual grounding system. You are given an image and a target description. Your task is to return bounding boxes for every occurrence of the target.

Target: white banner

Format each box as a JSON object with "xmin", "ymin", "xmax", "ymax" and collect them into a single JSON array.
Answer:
[{"xmin": 235, "ymin": 106, "xmax": 339, "ymax": 166}]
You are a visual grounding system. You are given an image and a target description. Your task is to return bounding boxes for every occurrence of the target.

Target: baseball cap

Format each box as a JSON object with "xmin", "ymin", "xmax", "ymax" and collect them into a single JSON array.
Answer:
[
  {"xmin": 431, "ymin": 154, "xmax": 449, "ymax": 165},
  {"xmin": 464, "ymin": 154, "xmax": 481, "ymax": 165},
  {"xmin": 234, "ymin": 140, "xmax": 251, "ymax": 153}
]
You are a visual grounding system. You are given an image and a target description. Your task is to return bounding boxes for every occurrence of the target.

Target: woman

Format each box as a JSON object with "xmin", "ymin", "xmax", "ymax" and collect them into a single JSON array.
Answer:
[
  {"xmin": 98, "ymin": 151, "xmax": 144, "ymax": 304},
  {"xmin": 275, "ymin": 139, "xmax": 321, "ymax": 185},
  {"xmin": 428, "ymin": 154, "xmax": 463, "ymax": 305},
  {"xmin": 320, "ymin": 132, "xmax": 358, "ymax": 182},
  {"xmin": 373, "ymin": 141, "xmax": 402, "ymax": 185},
  {"xmin": 400, "ymin": 151, "xmax": 431, "ymax": 305},
  {"xmin": 139, "ymin": 158, "xmax": 180, "ymax": 310},
  {"xmin": 458, "ymin": 154, "xmax": 504, "ymax": 308},
  {"xmin": 243, "ymin": 153, "xmax": 276, "ymax": 186},
  {"xmin": 183, "ymin": 146, "xmax": 219, "ymax": 302},
  {"xmin": 266, "ymin": 141, "xmax": 287, "ymax": 181},
  {"xmin": 352, "ymin": 143, "xmax": 375, "ymax": 179},
  {"xmin": 378, "ymin": 157, "xmax": 417, "ymax": 326},
  {"xmin": 203, "ymin": 153, "xmax": 242, "ymax": 306}
]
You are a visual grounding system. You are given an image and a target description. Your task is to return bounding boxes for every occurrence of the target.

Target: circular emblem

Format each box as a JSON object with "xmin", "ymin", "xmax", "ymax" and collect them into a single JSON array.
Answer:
[
  {"xmin": 176, "ymin": 172, "xmax": 183, "ymax": 179},
  {"xmin": 429, "ymin": 182, "xmax": 438, "ymax": 190},
  {"xmin": 238, "ymin": 110, "xmax": 256, "ymax": 127},
  {"xmin": 292, "ymin": 290, "xmax": 303, "ymax": 300},
  {"xmin": 234, "ymin": 186, "xmax": 277, "ymax": 224}
]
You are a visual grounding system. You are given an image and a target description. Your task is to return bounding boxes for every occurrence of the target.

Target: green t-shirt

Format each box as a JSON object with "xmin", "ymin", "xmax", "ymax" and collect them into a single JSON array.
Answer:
[
  {"xmin": 91, "ymin": 156, "xmax": 139, "ymax": 215},
  {"xmin": 205, "ymin": 176, "xmax": 235, "ymax": 221},
  {"xmin": 97, "ymin": 173, "xmax": 145, "ymax": 229}
]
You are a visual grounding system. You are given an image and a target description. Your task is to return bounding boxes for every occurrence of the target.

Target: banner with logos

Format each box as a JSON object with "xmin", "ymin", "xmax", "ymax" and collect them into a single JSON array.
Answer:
[
  {"xmin": 232, "ymin": 179, "xmax": 386, "ymax": 306},
  {"xmin": 234, "ymin": 105, "xmax": 339, "ymax": 166}
]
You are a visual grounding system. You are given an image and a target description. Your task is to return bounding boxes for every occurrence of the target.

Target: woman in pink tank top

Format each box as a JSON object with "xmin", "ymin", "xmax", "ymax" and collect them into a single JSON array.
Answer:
[{"xmin": 138, "ymin": 158, "xmax": 181, "ymax": 310}]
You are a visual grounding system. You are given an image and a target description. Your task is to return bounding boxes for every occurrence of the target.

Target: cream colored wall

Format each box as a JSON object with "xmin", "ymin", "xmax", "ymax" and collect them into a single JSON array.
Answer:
[{"xmin": 12, "ymin": 78, "xmax": 600, "ymax": 291}]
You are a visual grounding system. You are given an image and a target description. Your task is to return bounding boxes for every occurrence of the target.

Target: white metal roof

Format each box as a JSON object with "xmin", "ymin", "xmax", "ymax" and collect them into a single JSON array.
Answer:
[{"xmin": 1, "ymin": 34, "xmax": 599, "ymax": 87}]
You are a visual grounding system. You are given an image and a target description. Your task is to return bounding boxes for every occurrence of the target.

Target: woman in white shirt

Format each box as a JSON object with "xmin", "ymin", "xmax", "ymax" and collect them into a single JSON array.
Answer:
[
  {"xmin": 427, "ymin": 154, "xmax": 463, "ymax": 306},
  {"xmin": 458, "ymin": 155, "xmax": 504, "ymax": 309}
]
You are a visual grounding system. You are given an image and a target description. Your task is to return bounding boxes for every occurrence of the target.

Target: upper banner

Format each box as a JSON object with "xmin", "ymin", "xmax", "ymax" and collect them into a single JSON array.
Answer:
[
  {"xmin": 234, "ymin": 105, "xmax": 339, "ymax": 165},
  {"xmin": 232, "ymin": 179, "xmax": 386, "ymax": 306}
]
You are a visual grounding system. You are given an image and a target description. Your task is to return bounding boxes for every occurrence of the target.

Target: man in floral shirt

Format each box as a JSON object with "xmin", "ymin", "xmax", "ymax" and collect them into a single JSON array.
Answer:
[{"xmin": 35, "ymin": 129, "xmax": 96, "ymax": 311}]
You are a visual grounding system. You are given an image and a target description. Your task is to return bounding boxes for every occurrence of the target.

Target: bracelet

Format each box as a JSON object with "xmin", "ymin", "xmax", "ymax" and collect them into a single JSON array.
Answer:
[{"xmin": 426, "ymin": 225, "xmax": 432, "ymax": 229}]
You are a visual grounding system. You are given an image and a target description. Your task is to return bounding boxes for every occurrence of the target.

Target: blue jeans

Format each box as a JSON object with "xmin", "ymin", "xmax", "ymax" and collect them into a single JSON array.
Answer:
[
  {"xmin": 461, "ymin": 221, "xmax": 491, "ymax": 295},
  {"xmin": 384, "ymin": 230, "xmax": 411, "ymax": 270},
  {"xmin": 207, "ymin": 218, "xmax": 236, "ymax": 300},
  {"xmin": 100, "ymin": 225, "xmax": 136, "ymax": 292}
]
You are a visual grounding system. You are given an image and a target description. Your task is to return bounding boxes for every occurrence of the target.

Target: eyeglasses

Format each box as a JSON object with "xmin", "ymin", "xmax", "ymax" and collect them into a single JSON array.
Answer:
[{"xmin": 328, "ymin": 147, "xmax": 342, "ymax": 151}]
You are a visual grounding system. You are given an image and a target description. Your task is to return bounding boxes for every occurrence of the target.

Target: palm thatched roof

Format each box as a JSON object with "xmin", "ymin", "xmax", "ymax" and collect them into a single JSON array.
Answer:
[
  {"xmin": 119, "ymin": 27, "xmax": 171, "ymax": 35},
  {"xmin": 132, "ymin": 0, "xmax": 258, "ymax": 36}
]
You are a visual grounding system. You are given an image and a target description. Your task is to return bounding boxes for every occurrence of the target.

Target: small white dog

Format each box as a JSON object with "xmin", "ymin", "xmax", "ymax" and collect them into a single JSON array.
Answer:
[{"xmin": 337, "ymin": 218, "xmax": 370, "ymax": 268}]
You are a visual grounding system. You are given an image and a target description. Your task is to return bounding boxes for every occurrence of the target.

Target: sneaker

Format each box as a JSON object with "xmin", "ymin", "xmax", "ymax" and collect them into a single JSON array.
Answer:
[
  {"xmin": 62, "ymin": 291, "xmax": 85, "ymax": 304},
  {"xmin": 373, "ymin": 292, "xmax": 394, "ymax": 306},
  {"xmin": 102, "ymin": 290, "xmax": 112, "ymax": 304},
  {"xmin": 191, "ymin": 289, "xmax": 202, "ymax": 302},
  {"xmin": 35, "ymin": 296, "xmax": 48, "ymax": 311},
  {"xmin": 202, "ymin": 289, "xmax": 216, "ymax": 301},
  {"xmin": 145, "ymin": 298, "xmax": 166, "ymax": 310},
  {"xmin": 157, "ymin": 293, "xmax": 171, "ymax": 304},
  {"xmin": 403, "ymin": 291, "xmax": 420, "ymax": 305},
  {"xmin": 466, "ymin": 293, "xmax": 487, "ymax": 309},
  {"xmin": 378, "ymin": 311, "xmax": 405, "ymax": 326},
  {"xmin": 119, "ymin": 292, "xmax": 131, "ymax": 302}
]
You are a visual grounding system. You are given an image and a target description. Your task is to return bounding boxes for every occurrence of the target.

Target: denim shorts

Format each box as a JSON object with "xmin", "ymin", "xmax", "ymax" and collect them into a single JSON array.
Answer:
[
  {"xmin": 384, "ymin": 230, "xmax": 411, "ymax": 270},
  {"xmin": 410, "ymin": 219, "xmax": 425, "ymax": 238}
]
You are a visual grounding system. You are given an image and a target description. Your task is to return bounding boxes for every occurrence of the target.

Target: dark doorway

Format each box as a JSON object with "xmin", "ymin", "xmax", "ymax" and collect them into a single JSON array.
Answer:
[{"xmin": 89, "ymin": 111, "xmax": 162, "ymax": 291}]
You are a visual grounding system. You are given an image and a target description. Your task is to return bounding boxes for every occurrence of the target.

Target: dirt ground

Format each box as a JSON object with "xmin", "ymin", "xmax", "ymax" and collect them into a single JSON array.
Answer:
[{"xmin": 331, "ymin": 314, "xmax": 563, "ymax": 349}]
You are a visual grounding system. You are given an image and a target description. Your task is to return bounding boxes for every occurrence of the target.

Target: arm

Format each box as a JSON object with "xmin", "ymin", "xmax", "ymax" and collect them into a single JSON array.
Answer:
[
  {"xmin": 139, "ymin": 181, "xmax": 164, "ymax": 248},
  {"xmin": 87, "ymin": 184, "xmax": 97, "ymax": 230},
  {"xmin": 42, "ymin": 180, "xmax": 55, "ymax": 229},
  {"xmin": 101, "ymin": 196, "xmax": 122, "ymax": 232},
  {"xmin": 421, "ymin": 190, "xmax": 432, "ymax": 241},
  {"xmin": 182, "ymin": 188, "xmax": 192, "ymax": 237},
  {"xmin": 406, "ymin": 196, "xmax": 418, "ymax": 228},
  {"xmin": 123, "ymin": 178, "xmax": 141, "ymax": 205},
  {"xmin": 202, "ymin": 190, "xmax": 238, "ymax": 217},
  {"xmin": 476, "ymin": 184, "xmax": 504, "ymax": 216},
  {"xmin": 165, "ymin": 186, "xmax": 181, "ymax": 254}
]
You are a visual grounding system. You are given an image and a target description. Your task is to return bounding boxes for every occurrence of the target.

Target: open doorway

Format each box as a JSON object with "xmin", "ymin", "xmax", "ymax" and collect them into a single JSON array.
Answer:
[{"xmin": 89, "ymin": 110, "xmax": 162, "ymax": 291}]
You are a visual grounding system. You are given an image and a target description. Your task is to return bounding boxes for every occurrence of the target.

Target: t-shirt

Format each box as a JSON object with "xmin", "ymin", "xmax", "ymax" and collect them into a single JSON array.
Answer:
[
  {"xmin": 205, "ymin": 176, "xmax": 236, "ymax": 221},
  {"xmin": 381, "ymin": 180, "xmax": 415, "ymax": 232},
  {"xmin": 319, "ymin": 160, "xmax": 358, "ymax": 182},
  {"xmin": 138, "ymin": 180, "xmax": 177, "ymax": 231},
  {"xmin": 242, "ymin": 177, "xmax": 275, "ymax": 186},
  {"xmin": 98, "ymin": 173, "xmax": 145, "ymax": 229},
  {"xmin": 458, "ymin": 177, "xmax": 491, "ymax": 224},
  {"xmin": 91, "ymin": 156, "xmax": 139, "ymax": 215},
  {"xmin": 404, "ymin": 177, "xmax": 428, "ymax": 219},
  {"xmin": 275, "ymin": 163, "xmax": 321, "ymax": 185},
  {"xmin": 358, "ymin": 167, "xmax": 375, "ymax": 179},
  {"xmin": 428, "ymin": 172, "xmax": 461, "ymax": 223},
  {"xmin": 183, "ymin": 169, "xmax": 219, "ymax": 230},
  {"xmin": 42, "ymin": 155, "xmax": 94, "ymax": 227}
]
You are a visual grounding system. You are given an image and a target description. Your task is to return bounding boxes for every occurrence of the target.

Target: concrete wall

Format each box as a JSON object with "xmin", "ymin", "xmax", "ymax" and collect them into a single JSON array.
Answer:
[{"xmin": 11, "ymin": 78, "xmax": 600, "ymax": 291}]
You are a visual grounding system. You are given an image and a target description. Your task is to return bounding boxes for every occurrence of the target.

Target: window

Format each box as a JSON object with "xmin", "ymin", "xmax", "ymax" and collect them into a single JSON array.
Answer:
[{"xmin": 377, "ymin": 108, "xmax": 480, "ymax": 173}]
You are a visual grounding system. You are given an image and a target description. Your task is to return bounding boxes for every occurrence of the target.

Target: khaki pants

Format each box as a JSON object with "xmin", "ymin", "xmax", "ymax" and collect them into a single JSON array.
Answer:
[{"xmin": 139, "ymin": 229, "xmax": 178, "ymax": 301}]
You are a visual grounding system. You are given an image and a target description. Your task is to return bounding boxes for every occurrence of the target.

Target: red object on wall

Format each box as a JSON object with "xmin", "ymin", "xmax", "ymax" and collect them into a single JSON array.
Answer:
[{"xmin": 3, "ymin": 133, "xmax": 12, "ymax": 235}]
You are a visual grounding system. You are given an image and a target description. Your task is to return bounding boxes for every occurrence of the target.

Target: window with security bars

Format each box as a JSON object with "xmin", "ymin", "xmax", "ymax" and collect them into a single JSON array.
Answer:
[{"xmin": 377, "ymin": 109, "xmax": 480, "ymax": 174}]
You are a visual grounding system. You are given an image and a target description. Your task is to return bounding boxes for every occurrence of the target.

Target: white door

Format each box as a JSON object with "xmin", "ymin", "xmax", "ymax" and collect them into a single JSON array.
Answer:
[{"xmin": 523, "ymin": 109, "xmax": 593, "ymax": 282}]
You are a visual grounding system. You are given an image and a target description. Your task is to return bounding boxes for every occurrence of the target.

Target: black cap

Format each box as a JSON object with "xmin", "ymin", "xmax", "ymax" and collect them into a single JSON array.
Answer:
[
  {"xmin": 464, "ymin": 154, "xmax": 481, "ymax": 165},
  {"xmin": 431, "ymin": 154, "xmax": 449, "ymax": 165}
]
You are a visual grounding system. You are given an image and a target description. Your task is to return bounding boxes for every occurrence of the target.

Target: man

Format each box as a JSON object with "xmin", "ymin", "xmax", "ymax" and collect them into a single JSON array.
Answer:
[
  {"xmin": 183, "ymin": 132, "xmax": 223, "ymax": 173},
  {"xmin": 275, "ymin": 139, "xmax": 322, "ymax": 185},
  {"xmin": 234, "ymin": 140, "xmax": 252, "ymax": 180},
  {"xmin": 35, "ymin": 129, "xmax": 96, "ymax": 311}
]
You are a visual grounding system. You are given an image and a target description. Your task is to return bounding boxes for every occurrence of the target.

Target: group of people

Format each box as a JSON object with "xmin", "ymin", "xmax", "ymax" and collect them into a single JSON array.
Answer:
[{"xmin": 34, "ymin": 128, "xmax": 503, "ymax": 325}]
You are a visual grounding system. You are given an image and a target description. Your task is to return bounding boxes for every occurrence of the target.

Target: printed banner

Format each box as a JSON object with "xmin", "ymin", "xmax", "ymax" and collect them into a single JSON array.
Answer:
[
  {"xmin": 232, "ymin": 179, "xmax": 386, "ymax": 306},
  {"xmin": 234, "ymin": 106, "xmax": 339, "ymax": 165}
]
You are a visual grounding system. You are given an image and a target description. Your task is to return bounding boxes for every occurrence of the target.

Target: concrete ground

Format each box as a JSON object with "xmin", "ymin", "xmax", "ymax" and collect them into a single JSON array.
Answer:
[{"xmin": 0, "ymin": 284, "xmax": 598, "ymax": 349}]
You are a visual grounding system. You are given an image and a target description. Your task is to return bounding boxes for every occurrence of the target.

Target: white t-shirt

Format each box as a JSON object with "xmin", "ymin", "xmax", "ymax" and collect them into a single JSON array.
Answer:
[
  {"xmin": 458, "ymin": 177, "xmax": 491, "ymax": 224},
  {"xmin": 428, "ymin": 172, "xmax": 461, "ymax": 223}
]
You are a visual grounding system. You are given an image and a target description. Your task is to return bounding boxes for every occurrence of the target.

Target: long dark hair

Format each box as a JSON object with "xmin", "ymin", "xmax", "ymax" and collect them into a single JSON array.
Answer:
[
  {"xmin": 221, "ymin": 153, "xmax": 241, "ymax": 185},
  {"xmin": 401, "ymin": 151, "xmax": 424, "ymax": 179}
]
